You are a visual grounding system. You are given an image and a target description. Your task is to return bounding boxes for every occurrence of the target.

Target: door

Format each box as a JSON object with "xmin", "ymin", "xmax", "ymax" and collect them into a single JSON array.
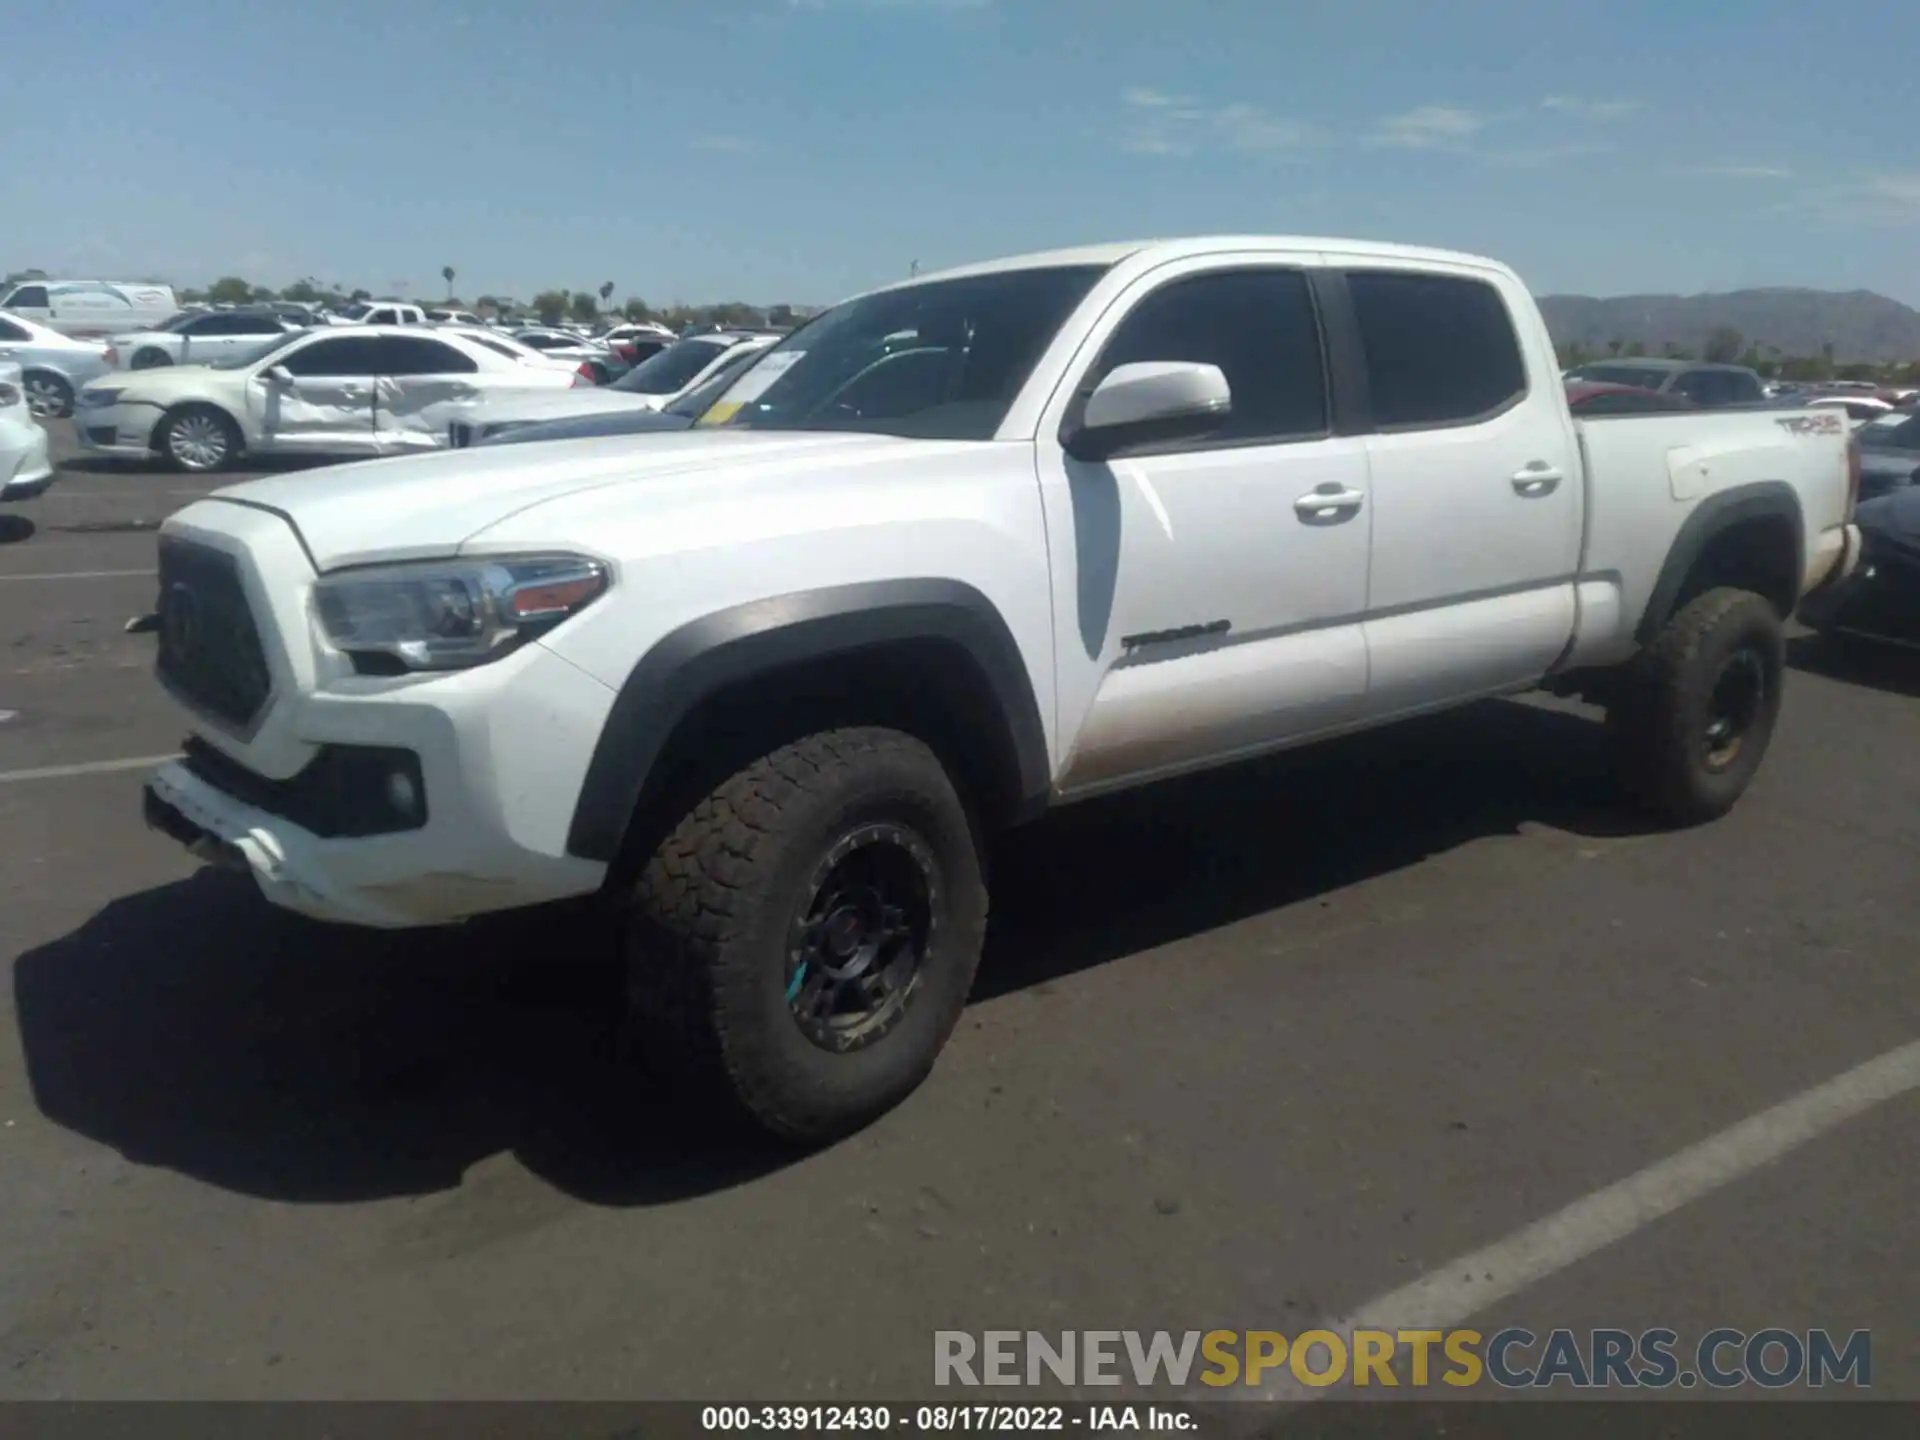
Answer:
[
  {"xmin": 1336, "ymin": 265, "xmax": 1583, "ymax": 717},
  {"xmin": 248, "ymin": 334, "xmax": 381, "ymax": 454},
  {"xmin": 1038, "ymin": 259, "xmax": 1374, "ymax": 797},
  {"xmin": 367, "ymin": 335, "xmax": 486, "ymax": 451}
]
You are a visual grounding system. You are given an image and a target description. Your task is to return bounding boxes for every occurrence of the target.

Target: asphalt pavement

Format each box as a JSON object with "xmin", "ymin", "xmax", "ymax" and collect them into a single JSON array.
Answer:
[{"xmin": 1, "ymin": 422, "xmax": 1916, "ymax": 1405}]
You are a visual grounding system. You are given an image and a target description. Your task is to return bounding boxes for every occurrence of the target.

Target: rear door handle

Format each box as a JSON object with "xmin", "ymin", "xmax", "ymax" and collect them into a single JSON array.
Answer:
[
  {"xmin": 1295, "ymin": 485, "xmax": 1366, "ymax": 522},
  {"xmin": 1511, "ymin": 465, "xmax": 1564, "ymax": 497}
]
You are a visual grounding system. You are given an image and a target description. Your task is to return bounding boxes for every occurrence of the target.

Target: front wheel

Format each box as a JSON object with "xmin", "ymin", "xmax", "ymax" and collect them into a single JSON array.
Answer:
[
  {"xmin": 130, "ymin": 348, "xmax": 173, "ymax": 370},
  {"xmin": 1607, "ymin": 587, "xmax": 1785, "ymax": 826},
  {"xmin": 623, "ymin": 727, "xmax": 988, "ymax": 1143},
  {"xmin": 157, "ymin": 405, "xmax": 242, "ymax": 473}
]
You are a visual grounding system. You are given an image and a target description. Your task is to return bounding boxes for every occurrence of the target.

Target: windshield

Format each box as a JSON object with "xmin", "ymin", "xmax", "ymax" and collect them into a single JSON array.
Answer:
[
  {"xmin": 1566, "ymin": 364, "xmax": 1673, "ymax": 391},
  {"xmin": 664, "ymin": 346, "xmax": 769, "ymax": 417},
  {"xmin": 211, "ymin": 330, "xmax": 310, "ymax": 370},
  {"xmin": 697, "ymin": 265, "xmax": 1107, "ymax": 438},
  {"xmin": 616, "ymin": 337, "xmax": 734, "ymax": 395}
]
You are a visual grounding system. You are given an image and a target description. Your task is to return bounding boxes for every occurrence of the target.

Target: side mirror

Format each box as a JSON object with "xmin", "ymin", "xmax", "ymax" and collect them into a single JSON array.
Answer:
[
  {"xmin": 1063, "ymin": 361, "xmax": 1231, "ymax": 462},
  {"xmin": 263, "ymin": 364, "xmax": 293, "ymax": 384}
]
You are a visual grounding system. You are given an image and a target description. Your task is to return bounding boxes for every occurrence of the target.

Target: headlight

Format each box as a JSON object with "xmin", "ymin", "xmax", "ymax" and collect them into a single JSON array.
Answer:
[
  {"xmin": 0, "ymin": 381, "xmax": 20, "ymax": 408},
  {"xmin": 312, "ymin": 554, "xmax": 608, "ymax": 671},
  {"xmin": 78, "ymin": 388, "xmax": 124, "ymax": 409}
]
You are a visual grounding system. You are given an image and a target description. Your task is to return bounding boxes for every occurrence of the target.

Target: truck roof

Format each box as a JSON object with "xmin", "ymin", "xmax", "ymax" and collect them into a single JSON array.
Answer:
[{"xmin": 873, "ymin": 235, "xmax": 1516, "ymax": 295}]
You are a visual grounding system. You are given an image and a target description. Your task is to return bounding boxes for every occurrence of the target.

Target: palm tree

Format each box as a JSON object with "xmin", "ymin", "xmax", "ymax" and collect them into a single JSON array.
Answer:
[
  {"xmin": 598, "ymin": 280, "xmax": 615, "ymax": 312},
  {"xmin": 441, "ymin": 265, "xmax": 456, "ymax": 300}
]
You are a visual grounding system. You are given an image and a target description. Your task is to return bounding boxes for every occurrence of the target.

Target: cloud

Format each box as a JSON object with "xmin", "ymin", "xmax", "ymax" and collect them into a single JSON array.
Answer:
[
  {"xmin": 1679, "ymin": 163, "xmax": 1794, "ymax": 179},
  {"xmin": 691, "ymin": 135, "xmax": 757, "ymax": 152},
  {"xmin": 1866, "ymin": 174, "xmax": 1920, "ymax": 208},
  {"xmin": 785, "ymin": 0, "xmax": 989, "ymax": 9},
  {"xmin": 1119, "ymin": 88, "xmax": 1319, "ymax": 157},
  {"xmin": 1541, "ymin": 95, "xmax": 1647, "ymax": 121},
  {"xmin": 1366, "ymin": 105, "xmax": 1485, "ymax": 150},
  {"xmin": 1479, "ymin": 141, "xmax": 1616, "ymax": 168}
]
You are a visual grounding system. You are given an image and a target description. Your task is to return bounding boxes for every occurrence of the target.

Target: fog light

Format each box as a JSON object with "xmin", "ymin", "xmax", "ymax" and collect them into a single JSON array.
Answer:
[{"xmin": 385, "ymin": 769, "xmax": 420, "ymax": 818}]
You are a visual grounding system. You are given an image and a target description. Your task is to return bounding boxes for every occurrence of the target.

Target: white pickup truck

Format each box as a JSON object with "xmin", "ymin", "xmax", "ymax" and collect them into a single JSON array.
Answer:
[{"xmin": 139, "ymin": 236, "xmax": 1862, "ymax": 1141}]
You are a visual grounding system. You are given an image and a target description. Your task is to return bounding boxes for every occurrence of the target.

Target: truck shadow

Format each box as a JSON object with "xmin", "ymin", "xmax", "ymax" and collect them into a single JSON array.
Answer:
[{"xmin": 13, "ymin": 697, "xmax": 1646, "ymax": 1208}]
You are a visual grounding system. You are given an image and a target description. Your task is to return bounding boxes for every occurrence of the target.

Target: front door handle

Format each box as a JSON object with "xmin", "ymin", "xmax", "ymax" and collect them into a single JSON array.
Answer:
[
  {"xmin": 1295, "ymin": 485, "xmax": 1366, "ymax": 523},
  {"xmin": 1512, "ymin": 465, "xmax": 1564, "ymax": 497}
]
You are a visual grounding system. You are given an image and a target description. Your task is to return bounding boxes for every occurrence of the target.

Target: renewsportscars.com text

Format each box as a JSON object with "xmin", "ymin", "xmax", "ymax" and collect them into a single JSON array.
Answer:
[{"xmin": 933, "ymin": 1328, "xmax": 1872, "ymax": 1390}]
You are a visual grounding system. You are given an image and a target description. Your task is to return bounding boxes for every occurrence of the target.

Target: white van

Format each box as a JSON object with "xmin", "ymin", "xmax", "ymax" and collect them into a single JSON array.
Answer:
[{"xmin": 0, "ymin": 280, "xmax": 181, "ymax": 338}]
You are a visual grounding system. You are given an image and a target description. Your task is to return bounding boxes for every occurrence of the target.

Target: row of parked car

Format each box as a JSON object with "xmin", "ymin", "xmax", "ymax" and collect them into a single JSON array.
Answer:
[{"xmin": 0, "ymin": 298, "xmax": 793, "ymax": 464}]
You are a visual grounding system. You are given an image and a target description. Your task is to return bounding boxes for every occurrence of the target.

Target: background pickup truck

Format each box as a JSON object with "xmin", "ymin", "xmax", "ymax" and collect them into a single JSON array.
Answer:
[{"xmin": 139, "ymin": 235, "xmax": 1862, "ymax": 1143}]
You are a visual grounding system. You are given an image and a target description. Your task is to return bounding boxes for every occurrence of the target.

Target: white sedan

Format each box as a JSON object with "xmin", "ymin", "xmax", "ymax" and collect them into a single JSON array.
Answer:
[
  {"xmin": 1, "ymin": 363, "xmax": 55, "ymax": 502},
  {"xmin": 605, "ymin": 331, "xmax": 778, "ymax": 411},
  {"xmin": 104, "ymin": 308, "xmax": 298, "ymax": 370},
  {"xmin": 74, "ymin": 325, "xmax": 589, "ymax": 472},
  {"xmin": 444, "ymin": 333, "xmax": 779, "ymax": 444}
]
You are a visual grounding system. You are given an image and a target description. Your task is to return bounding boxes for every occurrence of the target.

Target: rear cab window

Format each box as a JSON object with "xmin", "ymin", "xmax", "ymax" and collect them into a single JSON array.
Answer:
[{"xmin": 1345, "ymin": 270, "xmax": 1528, "ymax": 429}]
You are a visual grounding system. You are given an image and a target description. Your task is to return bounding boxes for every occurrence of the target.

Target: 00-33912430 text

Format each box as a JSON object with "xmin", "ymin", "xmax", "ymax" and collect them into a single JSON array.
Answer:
[{"xmin": 700, "ymin": 1406, "xmax": 1073, "ymax": 1432}]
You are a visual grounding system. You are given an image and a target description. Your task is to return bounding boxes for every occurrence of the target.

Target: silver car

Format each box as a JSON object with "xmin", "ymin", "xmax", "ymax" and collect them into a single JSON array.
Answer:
[{"xmin": 0, "ymin": 310, "xmax": 113, "ymax": 417}]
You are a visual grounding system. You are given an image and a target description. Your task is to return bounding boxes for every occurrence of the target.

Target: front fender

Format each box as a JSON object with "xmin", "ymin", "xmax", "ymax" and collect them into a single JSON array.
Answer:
[{"xmin": 564, "ymin": 578, "xmax": 1051, "ymax": 861}]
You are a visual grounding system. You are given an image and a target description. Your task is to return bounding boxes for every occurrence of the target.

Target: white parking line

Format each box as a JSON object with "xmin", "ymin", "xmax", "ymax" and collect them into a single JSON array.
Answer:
[
  {"xmin": 0, "ymin": 753, "xmax": 179, "ymax": 785},
  {"xmin": 1254, "ymin": 1037, "xmax": 1920, "ymax": 1401},
  {"xmin": 0, "ymin": 568, "xmax": 157, "ymax": 582}
]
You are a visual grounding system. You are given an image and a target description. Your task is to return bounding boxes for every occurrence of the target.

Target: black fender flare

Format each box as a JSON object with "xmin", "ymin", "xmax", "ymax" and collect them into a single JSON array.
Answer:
[
  {"xmin": 566, "ymin": 578, "xmax": 1052, "ymax": 862},
  {"xmin": 1635, "ymin": 481, "xmax": 1804, "ymax": 644}
]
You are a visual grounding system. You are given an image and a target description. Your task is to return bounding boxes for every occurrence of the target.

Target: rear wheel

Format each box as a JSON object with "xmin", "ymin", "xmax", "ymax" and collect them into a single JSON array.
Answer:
[
  {"xmin": 157, "ymin": 405, "xmax": 242, "ymax": 473},
  {"xmin": 1607, "ymin": 587, "xmax": 1785, "ymax": 826},
  {"xmin": 622, "ymin": 727, "xmax": 987, "ymax": 1143},
  {"xmin": 22, "ymin": 371, "xmax": 73, "ymax": 418}
]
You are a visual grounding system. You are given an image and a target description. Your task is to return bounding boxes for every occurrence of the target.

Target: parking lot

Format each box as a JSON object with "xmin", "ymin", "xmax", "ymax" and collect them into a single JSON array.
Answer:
[{"xmin": 2, "ymin": 420, "xmax": 1916, "ymax": 1402}]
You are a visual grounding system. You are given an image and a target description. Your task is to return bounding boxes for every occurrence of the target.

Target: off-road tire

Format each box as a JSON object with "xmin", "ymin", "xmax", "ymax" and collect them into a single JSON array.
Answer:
[
  {"xmin": 1607, "ymin": 587, "xmax": 1784, "ymax": 826},
  {"xmin": 622, "ymin": 727, "xmax": 987, "ymax": 1143}
]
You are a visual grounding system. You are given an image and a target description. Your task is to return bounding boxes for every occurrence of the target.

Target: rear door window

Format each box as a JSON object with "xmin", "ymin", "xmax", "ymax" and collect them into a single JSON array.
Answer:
[
  {"xmin": 6, "ymin": 285, "xmax": 50, "ymax": 309},
  {"xmin": 373, "ymin": 337, "xmax": 480, "ymax": 375},
  {"xmin": 1346, "ymin": 271, "xmax": 1528, "ymax": 428}
]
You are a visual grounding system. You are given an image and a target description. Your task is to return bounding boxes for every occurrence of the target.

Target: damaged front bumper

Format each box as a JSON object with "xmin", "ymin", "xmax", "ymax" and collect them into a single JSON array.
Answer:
[{"xmin": 143, "ymin": 745, "xmax": 606, "ymax": 930}]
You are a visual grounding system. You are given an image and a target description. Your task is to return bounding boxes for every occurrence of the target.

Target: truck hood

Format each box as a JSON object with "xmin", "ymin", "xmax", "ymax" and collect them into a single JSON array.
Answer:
[{"xmin": 199, "ymin": 430, "xmax": 953, "ymax": 570}]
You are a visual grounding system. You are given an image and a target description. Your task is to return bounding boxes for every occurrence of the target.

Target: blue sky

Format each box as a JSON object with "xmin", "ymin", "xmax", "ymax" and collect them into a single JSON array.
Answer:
[{"xmin": 6, "ymin": 0, "xmax": 1918, "ymax": 307}]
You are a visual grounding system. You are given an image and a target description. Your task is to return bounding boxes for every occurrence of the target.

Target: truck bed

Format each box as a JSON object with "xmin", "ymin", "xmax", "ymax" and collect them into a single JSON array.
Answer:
[{"xmin": 1572, "ymin": 406, "xmax": 1855, "ymax": 666}]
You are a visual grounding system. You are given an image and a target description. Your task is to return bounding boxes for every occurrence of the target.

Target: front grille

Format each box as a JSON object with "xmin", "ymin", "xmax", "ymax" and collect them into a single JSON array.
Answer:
[
  {"xmin": 154, "ymin": 539, "xmax": 272, "ymax": 729},
  {"xmin": 182, "ymin": 738, "xmax": 427, "ymax": 838}
]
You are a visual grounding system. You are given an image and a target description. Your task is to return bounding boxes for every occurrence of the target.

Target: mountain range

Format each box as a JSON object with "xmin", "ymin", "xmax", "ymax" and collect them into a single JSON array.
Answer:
[{"xmin": 1535, "ymin": 288, "xmax": 1920, "ymax": 364}]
